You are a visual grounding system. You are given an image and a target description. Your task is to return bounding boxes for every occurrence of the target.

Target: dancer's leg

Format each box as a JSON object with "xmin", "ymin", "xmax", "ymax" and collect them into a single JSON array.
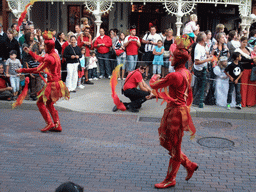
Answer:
[
  {"xmin": 37, "ymin": 97, "xmax": 54, "ymax": 132},
  {"xmin": 46, "ymin": 99, "xmax": 62, "ymax": 132}
]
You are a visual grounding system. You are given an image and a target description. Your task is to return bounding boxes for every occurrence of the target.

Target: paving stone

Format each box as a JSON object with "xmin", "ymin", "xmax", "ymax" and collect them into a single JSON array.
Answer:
[{"xmin": 0, "ymin": 109, "xmax": 255, "ymax": 191}]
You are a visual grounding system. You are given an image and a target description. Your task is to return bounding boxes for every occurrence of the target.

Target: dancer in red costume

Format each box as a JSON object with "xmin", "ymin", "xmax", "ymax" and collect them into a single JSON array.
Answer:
[
  {"xmin": 16, "ymin": 31, "xmax": 70, "ymax": 132},
  {"xmin": 149, "ymin": 35, "xmax": 197, "ymax": 189}
]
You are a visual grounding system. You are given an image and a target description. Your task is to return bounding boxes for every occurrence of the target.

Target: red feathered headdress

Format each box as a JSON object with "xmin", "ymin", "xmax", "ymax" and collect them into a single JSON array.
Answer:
[
  {"xmin": 172, "ymin": 34, "xmax": 194, "ymax": 69},
  {"xmin": 42, "ymin": 31, "xmax": 55, "ymax": 53}
]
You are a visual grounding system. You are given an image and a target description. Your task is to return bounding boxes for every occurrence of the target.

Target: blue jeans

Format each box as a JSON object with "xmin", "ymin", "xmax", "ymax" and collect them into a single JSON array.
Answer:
[
  {"xmin": 88, "ymin": 68, "xmax": 97, "ymax": 79},
  {"xmin": 126, "ymin": 55, "xmax": 138, "ymax": 72},
  {"xmin": 227, "ymin": 81, "xmax": 241, "ymax": 105},
  {"xmin": 117, "ymin": 56, "xmax": 126, "ymax": 70},
  {"xmin": 97, "ymin": 52, "xmax": 111, "ymax": 77},
  {"xmin": 10, "ymin": 75, "xmax": 20, "ymax": 93},
  {"xmin": 153, "ymin": 64, "xmax": 161, "ymax": 74}
]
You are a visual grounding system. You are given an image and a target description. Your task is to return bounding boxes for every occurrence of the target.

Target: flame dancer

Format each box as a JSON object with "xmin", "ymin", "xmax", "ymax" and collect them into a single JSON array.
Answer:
[
  {"xmin": 149, "ymin": 35, "xmax": 198, "ymax": 188},
  {"xmin": 15, "ymin": 31, "xmax": 70, "ymax": 132}
]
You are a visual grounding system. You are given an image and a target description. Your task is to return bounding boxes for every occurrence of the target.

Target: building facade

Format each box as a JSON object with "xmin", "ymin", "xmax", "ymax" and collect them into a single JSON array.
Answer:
[{"xmin": 2, "ymin": 0, "xmax": 256, "ymax": 36}]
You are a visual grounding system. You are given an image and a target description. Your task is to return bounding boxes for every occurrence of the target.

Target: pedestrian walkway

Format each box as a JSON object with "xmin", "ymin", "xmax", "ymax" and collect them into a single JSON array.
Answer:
[
  {"xmin": 1, "ymin": 79, "xmax": 255, "ymax": 120},
  {"xmin": 0, "ymin": 109, "xmax": 255, "ymax": 192}
]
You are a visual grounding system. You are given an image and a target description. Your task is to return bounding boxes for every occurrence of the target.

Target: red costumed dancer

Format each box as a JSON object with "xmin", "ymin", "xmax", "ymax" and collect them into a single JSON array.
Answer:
[
  {"xmin": 15, "ymin": 31, "xmax": 70, "ymax": 132},
  {"xmin": 149, "ymin": 35, "xmax": 197, "ymax": 189}
]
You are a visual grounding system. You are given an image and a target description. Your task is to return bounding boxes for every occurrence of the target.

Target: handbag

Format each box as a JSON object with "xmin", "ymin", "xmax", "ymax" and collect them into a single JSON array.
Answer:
[
  {"xmin": 70, "ymin": 45, "xmax": 82, "ymax": 71},
  {"xmin": 163, "ymin": 50, "xmax": 170, "ymax": 58},
  {"xmin": 115, "ymin": 49, "xmax": 124, "ymax": 56},
  {"xmin": 250, "ymin": 65, "xmax": 256, "ymax": 81}
]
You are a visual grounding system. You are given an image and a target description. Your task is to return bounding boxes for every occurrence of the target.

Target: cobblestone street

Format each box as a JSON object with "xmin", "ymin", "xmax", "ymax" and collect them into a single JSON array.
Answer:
[{"xmin": 0, "ymin": 109, "xmax": 255, "ymax": 192}]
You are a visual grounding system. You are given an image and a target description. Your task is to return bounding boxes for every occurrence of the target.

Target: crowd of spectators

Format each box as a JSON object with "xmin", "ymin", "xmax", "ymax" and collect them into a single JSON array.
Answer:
[{"xmin": 0, "ymin": 14, "xmax": 255, "ymax": 110}]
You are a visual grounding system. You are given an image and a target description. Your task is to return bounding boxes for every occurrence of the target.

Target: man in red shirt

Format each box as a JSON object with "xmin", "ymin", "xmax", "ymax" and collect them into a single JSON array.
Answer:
[
  {"xmin": 94, "ymin": 28, "xmax": 112, "ymax": 79},
  {"xmin": 113, "ymin": 64, "xmax": 153, "ymax": 112},
  {"xmin": 0, "ymin": 64, "xmax": 13, "ymax": 100},
  {"xmin": 77, "ymin": 28, "xmax": 93, "ymax": 84},
  {"xmin": 124, "ymin": 27, "xmax": 141, "ymax": 73}
]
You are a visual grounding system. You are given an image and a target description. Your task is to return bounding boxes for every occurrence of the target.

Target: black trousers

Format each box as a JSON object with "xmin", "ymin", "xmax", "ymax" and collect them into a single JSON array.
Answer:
[
  {"xmin": 0, "ymin": 90, "xmax": 12, "ymax": 100},
  {"xmin": 124, "ymin": 88, "xmax": 150, "ymax": 109}
]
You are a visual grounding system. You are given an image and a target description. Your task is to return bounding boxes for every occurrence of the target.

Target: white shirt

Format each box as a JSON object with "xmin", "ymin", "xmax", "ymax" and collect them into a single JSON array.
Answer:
[
  {"xmin": 183, "ymin": 21, "xmax": 198, "ymax": 35},
  {"xmin": 194, "ymin": 43, "xmax": 207, "ymax": 71},
  {"xmin": 142, "ymin": 33, "xmax": 162, "ymax": 52}
]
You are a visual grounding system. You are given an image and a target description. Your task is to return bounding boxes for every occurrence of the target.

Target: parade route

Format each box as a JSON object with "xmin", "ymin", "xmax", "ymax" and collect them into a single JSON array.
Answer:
[{"xmin": 0, "ymin": 107, "xmax": 255, "ymax": 192}]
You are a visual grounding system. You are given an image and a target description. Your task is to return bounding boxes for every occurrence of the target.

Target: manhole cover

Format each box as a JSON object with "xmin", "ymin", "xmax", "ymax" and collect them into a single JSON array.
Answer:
[
  {"xmin": 200, "ymin": 121, "xmax": 232, "ymax": 128},
  {"xmin": 138, "ymin": 117, "xmax": 161, "ymax": 123},
  {"xmin": 197, "ymin": 137, "xmax": 235, "ymax": 148}
]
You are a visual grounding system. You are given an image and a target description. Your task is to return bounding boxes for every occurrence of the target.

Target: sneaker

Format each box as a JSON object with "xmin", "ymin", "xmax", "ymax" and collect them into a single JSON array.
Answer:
[
  {"xmin": 236, "ymin": 104, "xmax": 242, "ymax": 109},
  {"xmin": 99, "ymin": 75, "xmax": 103, "ymax": 79},
  {"xmin": 108, "ymin": 75, "xmax": 111, "ymax": 79},
  {"xmin": 118, "ymin": 78, "xmax": 121, "ymax": 80},
  {"xmin": 227, "ymin": 104, "xmax": 231, "ymax": 110},
  {"xmin": 123, "ymin": 78, "xmax": 126, "ymax": 81},
  {"xmin": 112, "ymin": 105, "xmax": 118, "ymax": 112},
  {"xmin": 78, "ymin": 85, "xmax": 85, "ymax": 89},
  {"xmin": 88, "ymin": 78, "xmax": 93, "ymax": 81},
  {"xmin": 93, "ymin": 77, "xmax": 98, "ymax": 80},
  {"xmin": 84, "ymin": 80, "xmax": 94, "ymax": 85}
]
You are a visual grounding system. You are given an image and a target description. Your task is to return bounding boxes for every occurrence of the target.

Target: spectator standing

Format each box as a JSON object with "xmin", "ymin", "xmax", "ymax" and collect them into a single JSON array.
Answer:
[
  {"xmin": 213, "ymin": 56, "xmax": 236, "ymax": 107},
  {"xmin": 183, "ymin": 14, "xmax": 199, "ymax": 40},
  {"xmin": 110, "ymin": 29, "xmax": 119, "ymax": 71},
  {"xmin": 247, "ymin": 29, "xmax": 256, "ymax": 49},
  {"xmin": 55, "ymin": 32, "xmax": 66, "ymax": 58},
  {"xmin": 142, "ymin": 26, "xmax": 162, "ymax": 80},
  {"xmin": 212, "ymin": 24, "xmax": 225, "ymax": 45},
  {"xmin": 22, "ymin": 32, "xmax": 41, "ymax": 100},
  {"xmin": 227, "ymin": 30, "xmax": 240, "ymax": 59},
  {"xmin": 224, "ymin": 52, "xmax": 243, "ymax": 110},
  {"xmin": 163, "ymin": 28, "xmax": 174, "ymax": 76},
  {"xmin": 205, "ymin": 30, "xmax": 212, "ymax": 56},
  {"xmin": 152, "ymin": 40, "xmax": 164, "ymax": 75},
  {"xmin": 77, "ymin": 27, "xmax": 94, "ymax": 84},
  {"xmin": 193, "ymin": 32, "xmax": 213, "ymax": 105},
  {"xmin": 61, "ymin": 32, "xmax": 74, "ymax": 82},
  {"xmin": 88, "ymin": 52, "xmax": 98, "ymax": 80},
  {"xmin": 75, "ymin": 25, "xmax": 82, "ymax": 38},
  {"xmin": 212, "ymin": 32, "xmax": 229, "ymax": 61},
  {"xmin": 77, "ymin": 47, "xmax": 86, "ymax": 89},
  {"xmin": 115, "ymin": 32, "xmax": 126, "ymax": 80},
  {"xmin": 0, "ymin": 64, "xmax": 13, "ymax": 100},
  {"xmin": 5, "ymin": 50, "xmax": 22, "ymax": 98},
  {"xmin": 0, "ymin": 23, "xmax": 8, "ymax": 64},
  {"xmin": 11, "ymin": 23, "xmax": 19, "ymax": 40},
  {"xmin": 4, "ymin": 29, "xmax": 21, "ymax": 60},
  {"xmin": 234, "ymin": 36, "xmax": 256, "ymax": 107},
  {"xmin": 124, "ymin": 27, "xmax": 141, "ymax": 73},
  {"xmin": 63, "ymin": 35, "xmax": 82, "ymax": 92},
  {"xmin": 94, "ymin": 28, "xmax": 112, "ymax": 79}
]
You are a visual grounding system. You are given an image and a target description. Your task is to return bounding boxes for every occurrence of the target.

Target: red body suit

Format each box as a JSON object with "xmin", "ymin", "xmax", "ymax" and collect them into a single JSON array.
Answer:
[
  {"xmin": 150, "ymin": 66, "xmax": 197, "ymax": 188},
  {"xmin": 18, "ymin": 49, "xmax": 69, "ymax": 132}
]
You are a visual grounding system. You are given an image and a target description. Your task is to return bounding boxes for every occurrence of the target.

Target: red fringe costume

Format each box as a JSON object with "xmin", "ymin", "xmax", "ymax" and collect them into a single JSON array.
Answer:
[
  {"xmin": 16, "ymin": 31, "xmax": 70, "ymax": 132},
  {"xmin": 150, "ymin": 35, "xmax": 197, "ymax": 189}
]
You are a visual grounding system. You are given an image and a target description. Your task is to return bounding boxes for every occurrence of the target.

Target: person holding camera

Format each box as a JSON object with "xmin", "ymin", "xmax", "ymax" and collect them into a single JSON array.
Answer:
[{"xmin": 142, "ymin": 26, "xmax": 162, "ymax": 80}]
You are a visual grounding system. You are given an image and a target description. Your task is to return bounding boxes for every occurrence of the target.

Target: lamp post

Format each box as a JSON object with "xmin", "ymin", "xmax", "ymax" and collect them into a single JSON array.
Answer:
[{"xmin": 85, "ymin": 0, "xmax": 113, "ymax": 37}]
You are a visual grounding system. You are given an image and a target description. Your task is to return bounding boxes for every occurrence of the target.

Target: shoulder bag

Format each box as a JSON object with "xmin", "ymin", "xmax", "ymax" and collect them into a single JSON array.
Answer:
[{"xmin": 70, "ymin": 45, "xmax": 82, "ymax": 71}]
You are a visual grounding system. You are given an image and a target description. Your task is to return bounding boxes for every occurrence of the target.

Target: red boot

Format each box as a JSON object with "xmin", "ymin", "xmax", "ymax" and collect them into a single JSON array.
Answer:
[
  {"xmin": 41, "ymin": 123, "xmax": 55, "ymax": 132},
  {"xmin": 37, "ymin": 99, "xmax": 54, "ymax": 132},
  {"xmin": 180, "ymin": 152, "xmax": 198, "ymax": 181},
  {"xmin": 155, "ymin": 159, "xmax": 180, "ymax": 189},
  {"xmin": 46, "ymin": 100, "xmax": 62, "ymax": 132},
  {"xmin": 50, "ymin": 120, "xmax": 62, "ymax": 132},
  {"xmin": 185, "ymin": 162, "xmax": 198, "ymax": 181}
]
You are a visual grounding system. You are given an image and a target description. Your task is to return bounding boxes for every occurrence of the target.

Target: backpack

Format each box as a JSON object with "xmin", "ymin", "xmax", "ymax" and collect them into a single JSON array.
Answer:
[{"xmin": 190, "ymin": 42, "xmax": 197, "ymax": 63}]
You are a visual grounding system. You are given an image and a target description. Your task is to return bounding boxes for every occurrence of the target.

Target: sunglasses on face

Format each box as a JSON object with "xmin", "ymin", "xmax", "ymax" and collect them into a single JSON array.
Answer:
[{"xmin": 140, "ymin": 67, "xmax": 146, "ymax": 70}]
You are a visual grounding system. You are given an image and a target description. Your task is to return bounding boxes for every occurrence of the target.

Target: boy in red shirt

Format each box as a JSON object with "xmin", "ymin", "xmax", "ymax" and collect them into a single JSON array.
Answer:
[{"xmin": 124, "ymin": 27, "xmax": 141, "ymax": 73}]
